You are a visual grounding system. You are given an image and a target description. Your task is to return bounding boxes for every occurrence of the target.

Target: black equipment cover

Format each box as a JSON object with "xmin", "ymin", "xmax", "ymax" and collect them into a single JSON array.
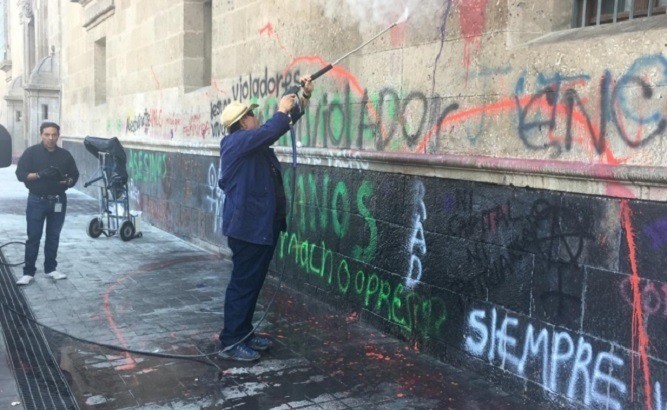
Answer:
[
  {"xmin": 83, "ymin": 136, "xmax": 128, "ymax": 190},
  {"xmin": 0, "ymin": 124, "xmax": 12, "ymax": 168}
]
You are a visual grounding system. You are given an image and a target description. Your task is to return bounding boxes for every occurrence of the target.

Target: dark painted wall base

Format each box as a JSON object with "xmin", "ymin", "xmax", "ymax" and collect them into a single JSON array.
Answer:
[{"xmin": 65, "ymin": 140, "xmax": 667, "ymax": 410}]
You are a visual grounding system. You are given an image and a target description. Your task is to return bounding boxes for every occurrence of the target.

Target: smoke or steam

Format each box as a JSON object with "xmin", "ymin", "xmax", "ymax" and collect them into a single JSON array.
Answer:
[{"xmin": 314, "ymin": 0, "xmax": 434, "ymax": 28}]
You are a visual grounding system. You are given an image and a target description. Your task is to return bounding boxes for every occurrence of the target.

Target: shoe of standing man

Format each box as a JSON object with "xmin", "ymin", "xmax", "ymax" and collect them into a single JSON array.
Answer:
[
  {"xmin": 217, "ymin": 343, "xmax": 260, "ymax": 362},
  {"xmin": 16, "ymin": 275, "xmax": 34, "ymax": 285},
  {"xmin": 247, "ymin": 335, "xmax": 273, "ymax": 351},
  {"xmin": 45, "ymin": 270, "xmax": 67, "ymax": 280}
]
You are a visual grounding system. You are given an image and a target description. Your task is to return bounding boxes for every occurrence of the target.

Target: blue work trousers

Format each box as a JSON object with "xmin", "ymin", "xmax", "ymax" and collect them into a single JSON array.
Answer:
[
  {"xmin": 219, "ymin": 222, "xmax": 281, "ymax": 347},
  {"xmin": 23, "ymin": 193, "xmax": 67, "ymax": 276}
]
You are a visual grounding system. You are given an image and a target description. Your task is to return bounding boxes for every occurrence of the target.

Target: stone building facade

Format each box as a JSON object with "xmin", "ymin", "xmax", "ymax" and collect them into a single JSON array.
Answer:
[{"xmin": 9, "ymin": 0, "xmax": 667, "ymax": 408}]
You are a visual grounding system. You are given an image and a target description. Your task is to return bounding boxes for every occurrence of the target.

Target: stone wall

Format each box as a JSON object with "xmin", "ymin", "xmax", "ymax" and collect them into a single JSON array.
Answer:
[{"xmin": 59, "ymin": 1, "xmax": 667, "ymax": 408}]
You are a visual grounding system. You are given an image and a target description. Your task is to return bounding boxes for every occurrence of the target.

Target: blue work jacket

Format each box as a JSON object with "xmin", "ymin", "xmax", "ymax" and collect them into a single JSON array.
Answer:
[{"xmin": 218, "ymin": 111, "xmax": 293, "ymax": 245}]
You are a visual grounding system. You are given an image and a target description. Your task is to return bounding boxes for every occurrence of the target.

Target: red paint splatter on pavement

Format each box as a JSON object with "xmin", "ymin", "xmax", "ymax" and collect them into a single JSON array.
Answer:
[
  {"xmin": 458, "ymin": 0, "xmax": 489, "ymax": 75},
  {"xmin": 103, "ymin": 255, "xmax": 220, "ymax": 371},
  {"xmin": 620, "ymin": 200, "xmax": 653, "ymax": 410}
]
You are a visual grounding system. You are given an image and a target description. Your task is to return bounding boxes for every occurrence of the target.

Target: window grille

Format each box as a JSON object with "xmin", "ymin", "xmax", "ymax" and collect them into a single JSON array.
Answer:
[{"xmin": 573, "ymin": 0, "xmax": 667, "ymax": 27}]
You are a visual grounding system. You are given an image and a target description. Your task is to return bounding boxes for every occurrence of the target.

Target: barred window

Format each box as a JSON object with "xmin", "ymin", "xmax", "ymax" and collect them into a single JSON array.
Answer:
[{"xmin": 573, "ymin": 0, "xmax": 667, "ymax": 27}]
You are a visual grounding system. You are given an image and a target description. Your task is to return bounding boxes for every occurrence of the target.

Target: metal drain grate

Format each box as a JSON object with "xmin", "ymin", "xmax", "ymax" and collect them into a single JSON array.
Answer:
[{"xmin": 0, "ymin": 251, "xmax": 78, "ymax": 410}]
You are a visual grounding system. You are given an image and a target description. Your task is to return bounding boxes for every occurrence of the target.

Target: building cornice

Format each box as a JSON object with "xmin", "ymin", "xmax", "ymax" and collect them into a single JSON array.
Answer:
[{"xmin": 75, "ymin": 0, "xmax": 115, "ymax": 30}]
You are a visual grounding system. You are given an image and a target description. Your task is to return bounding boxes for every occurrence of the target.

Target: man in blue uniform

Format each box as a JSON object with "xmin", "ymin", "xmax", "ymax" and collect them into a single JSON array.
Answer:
[
  {"xmin": 15, "ymin": 122, "xmax": 79, "ymax": 285},
  {"xmin": 217, "ymin": 77, "xmax": 313, "ymax": 361}
]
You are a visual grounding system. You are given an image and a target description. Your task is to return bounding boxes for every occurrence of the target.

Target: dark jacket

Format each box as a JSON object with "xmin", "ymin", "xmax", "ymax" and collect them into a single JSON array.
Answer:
[
  {"xmin": 218, "ymin": 111, "xmax": 293, "ymax": 245},
  {"xmin": 16, "ymin": 143, "xmax": 79, "ymax": 196}
]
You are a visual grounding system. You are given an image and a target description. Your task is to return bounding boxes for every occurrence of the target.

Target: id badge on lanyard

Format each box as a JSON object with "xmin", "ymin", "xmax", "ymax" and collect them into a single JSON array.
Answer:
[{"xmin": 54, "ymin": 198, "xmax": 62, "ymax": 213}]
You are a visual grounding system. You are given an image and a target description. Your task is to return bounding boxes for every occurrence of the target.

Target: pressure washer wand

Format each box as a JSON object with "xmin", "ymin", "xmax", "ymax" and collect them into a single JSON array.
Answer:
[{"xmin": 304, "ymin": 8, "xmax": 410, "ymax": 84}]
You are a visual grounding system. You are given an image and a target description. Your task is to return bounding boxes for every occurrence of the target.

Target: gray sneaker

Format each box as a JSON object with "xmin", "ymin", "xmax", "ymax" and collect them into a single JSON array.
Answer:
[
  {"xmin": 45, "ymin": 271, "xmax": 67, "ymax": 280},
  {"xmin": 247, "ymin": 336, "xmax": 273, "ymax": 351},
  {"xmin": 16, "ymin": 275, "xmax": 34, "ymax": 285},
  {"xmin": 217, "ymin": 343, "xmax": 260, "ymax": 361}
]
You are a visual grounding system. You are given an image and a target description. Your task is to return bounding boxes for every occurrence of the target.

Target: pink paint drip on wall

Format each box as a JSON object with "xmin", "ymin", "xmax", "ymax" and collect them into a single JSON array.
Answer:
[{"xmin": 458, "ymin": 0, "xmax": 489, "ymax": 73}]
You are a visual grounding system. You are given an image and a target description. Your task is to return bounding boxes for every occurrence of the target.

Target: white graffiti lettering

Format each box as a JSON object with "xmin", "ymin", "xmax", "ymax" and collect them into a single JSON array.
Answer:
[
  {"xmin": 657, "ymin": 382, "xmax": 665, "ymax": 410},
  {"xmin": 405, "ymin": 181, "xmax": 427, "ymax": 289},
  {"xmin": 325, "ymin": 150, "xmax": 370, "ymax": 170},
  {"xmin": 465, "ymin": 307, "xmax": 627, "ymax": 409},
  {"xmin": 206, "ymin": 162, "xmax": 225, "ymax": 233}
]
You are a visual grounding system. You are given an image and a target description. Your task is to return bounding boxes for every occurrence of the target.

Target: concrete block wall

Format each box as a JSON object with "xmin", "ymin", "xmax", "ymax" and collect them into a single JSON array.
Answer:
[{"xmin": 59, "ymin": 0, "xmax": 667, "ymax": 408}]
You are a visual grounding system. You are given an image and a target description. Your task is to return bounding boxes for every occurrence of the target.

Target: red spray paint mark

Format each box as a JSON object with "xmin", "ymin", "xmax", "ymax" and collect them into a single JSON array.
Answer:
[
  {"xmin": 284, "ymin": 55, "xmax": 390, "ymax": 143},
  {"xmin": 390, "ymin": 22, "xmax": 407, "ymax": 46},
  {"xmin": 259, "ymin": 22, "xmax": 294, "ymax": 59},
  {"xmin": 416, "ymin": 92, "xmax": 626, "ymax": 166},
  {"xmin": 458, "ymin": 0, "xmax": 489, "ymax": 74},
  {"xmin": 212, "ymin": 81, "xmax": 227, "ymax": 95},
  {"xmin": 150, "ymin": 66, "xmax": 161, "ymax": 89},
  {"xmin": 103, "ymin": 255, "xmax": 220, "ymax": 371},
  {"xmin": 620, "ymin": 200, "xmax": 653, "ymax": 410}
]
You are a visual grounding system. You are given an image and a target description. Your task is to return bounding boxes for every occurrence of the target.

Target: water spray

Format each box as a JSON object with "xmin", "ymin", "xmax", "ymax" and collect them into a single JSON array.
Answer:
[{"xmin": 302, "ymin": 8, "xmax": 410, "ymax": 86}]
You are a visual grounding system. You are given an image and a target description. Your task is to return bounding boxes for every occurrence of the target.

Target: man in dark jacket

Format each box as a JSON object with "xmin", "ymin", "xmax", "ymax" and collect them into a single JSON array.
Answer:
[
  {"xmin": 217, "ymin": 77, "xmax": 313, "ymax": 361},
  {"xmin": 15, "ymin": 121, "xmax": 79, "ymax": 285}
]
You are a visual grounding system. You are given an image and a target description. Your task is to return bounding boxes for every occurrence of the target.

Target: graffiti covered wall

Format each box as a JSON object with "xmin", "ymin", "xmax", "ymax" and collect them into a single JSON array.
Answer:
[
  {"xmin": 66, "ymin": 141, "xmax": 667, "ymax": 409},
  {"xmin": 60, "ymin": 0, "xmax": 667, "ymax": 408}
]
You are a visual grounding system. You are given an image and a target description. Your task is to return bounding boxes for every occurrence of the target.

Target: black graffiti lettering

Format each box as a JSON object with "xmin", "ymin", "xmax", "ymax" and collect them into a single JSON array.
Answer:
[
  {"xmin": 516, "ymin": 86, "xmax": 560, "ymax": 153},
  {"xmin": 612, "ymin": 75, "xmax": 667, "ymax": 148},
  {"xmin": 481, "ymin": 201, "xmax": 513, "ymax": 236},
  {"xmin": 401, "ymin": 92, "xmax": 429, "ymax": 148},
  {"xmin": 563, "ymin": 86, "xmax": 606, "ymax": 154},
  {"xmin": 210, "ymin": 100, "xmax": 222, "ymax": 120},
  {"xmin": 357, "ymin": 89, "xmax": 377, "ymax": 147},
  {"xmin": 375, "ymin": 88, "xmax": 401, "ymax": 151}
]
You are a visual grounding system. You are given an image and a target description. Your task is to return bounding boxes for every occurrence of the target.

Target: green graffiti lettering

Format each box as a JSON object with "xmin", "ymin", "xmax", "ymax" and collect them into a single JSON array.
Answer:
[
  {"xmin": 299, "ymin": 240, "xmax": 309, "ymax": 270},
  {"xmin": 364, "ymin": 273, "xmax": 380, "ymax": 307},
  {"xmin": 391, "ymin": 284, "xmax": 407, "ymax": 327},
  {"xmin": 320, "ymin": 175, "xmax": 330, "ymax": 231},
  {"xmin": 405, "ymin": 292, "xmax": 416, "ymax": 333},
  {"xmin": 328, "ymin": 99, "xmax": 346, "ymax": 146},
  {"xmin": 376, "ymin": 280, "xmax": 392, "ymax": 314},
  {"xmin": 127, "ymin": 150, "xmax": 168, "ymax": 183},
  {"xmin": 417, "ymin": 297, "xmax": 431, "ymax": 336},
  {"xmin": 279, "ymin": 231, "xmax": 289, "ymax": 259},
  {"xmin": 322, "ymin": 246, "xmax": 334, "ymax": 284},
  {"xmin": 297, "ymin": 174, "xmax": 306, "ymax": 234},
  {"xmin": 429, "ymin": 297, "xmax": 447, "ymax": 337},
  {"xmin": 308, "ymin": 243, "xmax": 321, "ymax": 276},
  {"xmin": 358, "ymin": 90, "xmax": 377, "ymax": 144},
  {"xmin": 276, "ymin": 231, "xmax": 448, "ymax": 338},
  {"xmin": 332, "ymin": 182, "xmax": 350, "ymax": 238},
  {"xmin": 354, "ymin": 270, "xmax": 365, "ymax": 296},
  {"xmin": 336, "ymin": 259, "xmax": 351, "ymax": 294},
  {"xmin": 288, "ymin": 233, "xmax": 300, "ymax": 264},
  {"xmin": 352, "ymin": 180, "xmax": 377, "ymax": 262},
  {"xmin": 307, "ymin": 173, "xmax": 318, "ymax": 233}
]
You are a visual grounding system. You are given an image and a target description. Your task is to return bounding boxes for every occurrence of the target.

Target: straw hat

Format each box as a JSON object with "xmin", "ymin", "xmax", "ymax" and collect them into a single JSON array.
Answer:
[{"xmin": 221, "ymin": 101, "xmax": 259, "ymax": 128}]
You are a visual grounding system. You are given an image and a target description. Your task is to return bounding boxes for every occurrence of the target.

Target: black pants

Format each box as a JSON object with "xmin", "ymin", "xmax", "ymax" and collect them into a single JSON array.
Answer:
[
  {"xmin": 219, "ymin": 222, "xmax": 281, "ymax": 347},
  {"xmin": 24, "ymin": 193, "xmax": 67, "ymax": 276}
]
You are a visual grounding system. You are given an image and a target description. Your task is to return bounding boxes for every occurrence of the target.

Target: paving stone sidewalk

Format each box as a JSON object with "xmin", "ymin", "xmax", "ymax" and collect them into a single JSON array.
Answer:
[{"xmin": 0, "ymin": 165, "xmax": 539, "ymax": 409}]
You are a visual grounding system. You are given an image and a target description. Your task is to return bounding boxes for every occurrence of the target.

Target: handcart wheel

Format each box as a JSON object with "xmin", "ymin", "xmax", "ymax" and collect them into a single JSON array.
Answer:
[
  {"xmin": 119, "ymin": 221, "xmax": 135, "ymax": 242},
  {"xmin": 87, "ymin": 217, "xmax": 104, "ymax": 238}
]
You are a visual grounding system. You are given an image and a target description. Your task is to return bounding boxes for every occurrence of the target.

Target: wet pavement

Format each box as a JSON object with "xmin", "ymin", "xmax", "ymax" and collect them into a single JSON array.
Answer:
[{"xmin": 0, "ymin": 165, "xmax": 540, "ymax": 409}]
